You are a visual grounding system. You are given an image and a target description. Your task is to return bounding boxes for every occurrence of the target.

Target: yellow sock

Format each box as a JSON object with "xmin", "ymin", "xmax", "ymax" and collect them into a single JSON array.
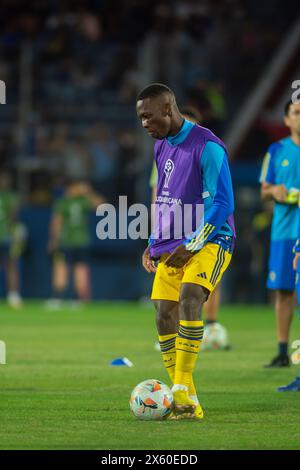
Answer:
[
  {"xmin": 158, "ymin": 333, "xmax": 177, "ymax": 384},
  {"xmin": 174, "ymin": 320, "xmax": 204, "ymax": 389}
]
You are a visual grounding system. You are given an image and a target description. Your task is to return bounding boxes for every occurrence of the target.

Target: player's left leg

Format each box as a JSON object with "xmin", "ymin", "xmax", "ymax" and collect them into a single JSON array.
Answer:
[
  {"xmin": 172, "ymin": 283, "xmax": 207, "ymax": 416},
  {"xmin": 172, "ymin": 243, "xmax": 232, "ymax": 418}
]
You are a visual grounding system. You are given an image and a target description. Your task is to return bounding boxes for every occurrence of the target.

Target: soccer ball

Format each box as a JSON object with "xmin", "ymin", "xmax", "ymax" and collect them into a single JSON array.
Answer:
[
  {"xmin": 129, "ymin": 379, "xmax": 174, "ymax": 420},
  {"xmin": 202, "ymin": 322, "xmax": 229, "ymax": 350}
]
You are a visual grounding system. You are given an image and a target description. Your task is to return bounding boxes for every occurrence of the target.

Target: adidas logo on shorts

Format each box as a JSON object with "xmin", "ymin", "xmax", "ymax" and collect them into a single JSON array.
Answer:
[{"xmin": 197, "ymin": 272, "xmax": 207, "ymax": 279}]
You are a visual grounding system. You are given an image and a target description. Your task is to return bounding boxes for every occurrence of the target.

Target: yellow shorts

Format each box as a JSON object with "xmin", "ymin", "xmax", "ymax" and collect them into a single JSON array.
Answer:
[{"xmin": 151, "ymin": 242, "xmax": 232, "ymax": 302}]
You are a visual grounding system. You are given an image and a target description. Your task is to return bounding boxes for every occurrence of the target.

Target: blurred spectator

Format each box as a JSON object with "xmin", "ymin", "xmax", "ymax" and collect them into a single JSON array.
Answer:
[
  {"xmin": 40, "ymin": 123, "xmax": 91, "ymax": 181},
  {"xmin": 86, "ymin": 122, "xmax": 117, "ymax": 200},
  {"xmin": 63, "ymin": 136, "xmax": 91, "ymax": 181}
]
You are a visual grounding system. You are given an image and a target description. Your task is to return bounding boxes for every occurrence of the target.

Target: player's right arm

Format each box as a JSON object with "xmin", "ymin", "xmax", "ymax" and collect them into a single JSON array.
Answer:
[
  {"xmin": 261, "ymin": 182, "xmax": 288, "ymax": 203},
  {"xmin": 142, "ymin": 246, "xmax": 157, "ymax": 273},
  {"xmin": 259, "ymin": 145, "xmax": 290, "ymax": 203}
]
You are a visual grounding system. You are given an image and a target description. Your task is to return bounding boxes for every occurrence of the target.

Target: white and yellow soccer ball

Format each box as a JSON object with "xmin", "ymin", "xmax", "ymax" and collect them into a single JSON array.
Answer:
[
  {"xmin": 129, "ymin": 379, "xmax": 173, "ymax": 420},
  {"xmin": 202, "ymin": 322, "xmax": 229, "ymax": 351}
]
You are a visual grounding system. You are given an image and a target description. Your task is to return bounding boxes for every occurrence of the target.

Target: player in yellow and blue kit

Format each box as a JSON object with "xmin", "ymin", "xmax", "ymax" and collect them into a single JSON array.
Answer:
[
  {"xmin": 260, "ymin": 100, "xmax": 300, "ymax": 367},
  {"xmin": 137, "ymin": 83, "xmax": 235, "ymax": 419}
]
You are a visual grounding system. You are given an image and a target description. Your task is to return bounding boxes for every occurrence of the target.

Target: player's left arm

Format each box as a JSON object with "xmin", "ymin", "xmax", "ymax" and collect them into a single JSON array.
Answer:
[
  {"xmin": 165, "ymin": 142, "xmax": 234, "ymax": 267},
  {"xmin": 185, "ymin": 141, "xmax": 234, "ymax": 252}
]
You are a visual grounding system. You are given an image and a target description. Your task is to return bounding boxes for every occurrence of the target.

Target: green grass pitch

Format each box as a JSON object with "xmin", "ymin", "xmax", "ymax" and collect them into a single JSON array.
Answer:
[{"xmin": 0, "ymin": 300, "xmax": 300, "ymax": 450}]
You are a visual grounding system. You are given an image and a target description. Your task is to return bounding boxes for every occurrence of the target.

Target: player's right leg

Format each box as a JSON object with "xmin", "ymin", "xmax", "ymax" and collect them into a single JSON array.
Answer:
[
  {"xmin": 151, "ymin": 254, "xmax": 182, "ymax": 386},
  {"xmin": 151, "ymin": 255, "xmax": 195, "ymax": 419},
  {"xmin": 154, "ymin": 299, "xmax": 179, "ymax": 383}
]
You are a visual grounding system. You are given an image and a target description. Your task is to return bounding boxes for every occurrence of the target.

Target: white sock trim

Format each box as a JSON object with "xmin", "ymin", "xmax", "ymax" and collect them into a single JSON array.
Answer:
[
  {"xmin": 189, "ymin": 394, "xmax": 199, "ymax": 405},
  {"xmin": 172, "ymin": 384, "xmax": 188, "ymax": 393}
]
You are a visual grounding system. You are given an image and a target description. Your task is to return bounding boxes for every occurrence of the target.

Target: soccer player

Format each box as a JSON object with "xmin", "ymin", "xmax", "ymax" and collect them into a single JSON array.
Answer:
[
  {"xmin": 136, "ymin": 83, "xmax": 235, "ymax": 419},
  {"xmin": 260, "ymin": 100, "xmax": 300, "ymax": 367},
  {"xmin": 149, "ymin": 106, "xmax": 224, "ymax": 339},
  {"xmin": 48, "ymin": 180, "xmax": 103, "ymax": 307}
]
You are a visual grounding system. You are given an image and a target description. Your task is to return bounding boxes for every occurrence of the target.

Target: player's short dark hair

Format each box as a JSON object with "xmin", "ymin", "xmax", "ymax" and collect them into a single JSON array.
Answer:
[
  {"xmin": 180, "ymin": 105, "xmax": 202, "ymax": 123},
  {"xmin": 136, "ymin": 83, "xmax": 174, "ymax": 101},
  {"xmin": 284, "ymin": 100, "xmax": 294, "ymax": 116}
]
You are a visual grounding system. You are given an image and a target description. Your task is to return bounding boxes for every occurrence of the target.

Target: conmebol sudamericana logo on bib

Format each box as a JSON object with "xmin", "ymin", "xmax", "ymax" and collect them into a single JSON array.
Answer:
[{"xmin": 163, "ymin": 159, "xmax": 175, "ymax": 188}]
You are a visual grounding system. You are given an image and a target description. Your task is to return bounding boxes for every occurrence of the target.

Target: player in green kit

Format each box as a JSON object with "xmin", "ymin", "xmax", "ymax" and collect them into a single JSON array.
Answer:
[{"xmin": 48, "ymin": 180, "xmax": 103, "ymax": 307}]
